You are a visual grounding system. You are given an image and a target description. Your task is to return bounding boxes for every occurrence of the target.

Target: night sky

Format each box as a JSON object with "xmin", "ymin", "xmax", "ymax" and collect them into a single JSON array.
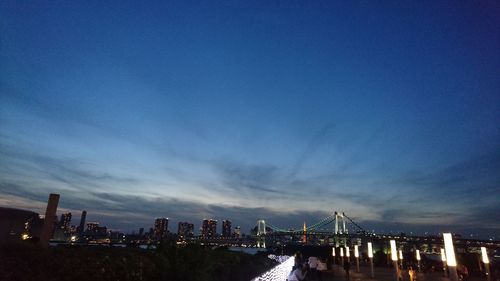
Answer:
[{"xmin": 1, "ymin": 1, "xmax": 499, "ymax": 237}]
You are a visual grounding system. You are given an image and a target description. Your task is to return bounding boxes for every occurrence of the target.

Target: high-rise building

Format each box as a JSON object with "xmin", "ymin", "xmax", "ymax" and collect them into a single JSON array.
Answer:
[
  {"xmin": 177, "ymin": 222, "xmax": 194, "ymax": 237},
  {"xmin": 201, "ymin": 219, "xmax": 217, "ymax": 238},
  {"xmin": 86, "ymin": 222, "xmax": 99, "ymax": 233},
  {"xmin": 234, "ymin": 226, "xmax": 241, "ymax": 238},
  {"xmin": 40, "ymin": 193, "xmax": 60, "ymax": 248},
  {"xmin": 154, "ymin": 218, "xmax": 168, "ymax": 240},
  {"xmin": 78, "ymin": 210, "xmax": 87, "ymax": 235},
  {"xmin": 59, "ymin": 213, "xmax": 72, "ymax": 233},
  {"xmin": 222, "ymin": 220, "xmax": 232, "ymax": 237},
  {"xmin": 139, "ymin": 227, "xmax": 144, "ymax": 236}
]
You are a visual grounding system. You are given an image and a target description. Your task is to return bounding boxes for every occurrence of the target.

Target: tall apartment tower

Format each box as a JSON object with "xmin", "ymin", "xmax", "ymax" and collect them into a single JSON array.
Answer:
[
  {"xmin": 201, "ymin": 219, "xmax": 217, "ymax": 238},
  {"xmin": 154, "ymin": 218, "xmax": 169, "ymax": 240},
  {"xmin": 78, "ymin": 210, "xmax": 87, "ymax": 234},
  {"xmin": 222, "ymin": 220, "xmax": 232, "ymax": 237},
  {"xmin": 40, "ymin": 193, "xmax": 60, "ymax": 247},
  {"xmin": 59, "ymin": 213, "xmax": 72, "ymax": 233}
]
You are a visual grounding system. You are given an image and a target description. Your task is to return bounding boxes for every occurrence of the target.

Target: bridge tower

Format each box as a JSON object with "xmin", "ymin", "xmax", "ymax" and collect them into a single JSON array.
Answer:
[
  {"xmin": 256, "ymin": 219, "xmax": 266, "ymax": 248},
  {"xmin": 334, "ymin": 212, "xmax": 347, "ymax": 235},
  {"xmin": 334, "ymin": 211, "xmax": 348, "ymax": 247},
  {"xmin": 257, "ymin": 220, "xmax": 266, "ymax": 236}
]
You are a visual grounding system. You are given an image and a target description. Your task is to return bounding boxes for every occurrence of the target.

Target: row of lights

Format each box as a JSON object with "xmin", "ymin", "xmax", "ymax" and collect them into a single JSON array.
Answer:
[{"xmin": 332, "ymin": 233, "xmax": 490, "ymax": 281}]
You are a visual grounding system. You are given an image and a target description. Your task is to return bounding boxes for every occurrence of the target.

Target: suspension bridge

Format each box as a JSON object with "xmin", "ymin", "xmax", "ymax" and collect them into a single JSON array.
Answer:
[
  {"xmin": 256, "ymin": 211, "xmax": 366, "ymax": 236},
  {"xmin": 253, "ymin": 211, "xmax": 371, "ymax": 248}
]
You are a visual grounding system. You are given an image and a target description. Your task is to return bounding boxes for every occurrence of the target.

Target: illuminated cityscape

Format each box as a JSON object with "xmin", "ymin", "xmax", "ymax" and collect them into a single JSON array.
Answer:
[{"xmin": 0, "ymin": 0, "xmax": 499, "ymax": 280}]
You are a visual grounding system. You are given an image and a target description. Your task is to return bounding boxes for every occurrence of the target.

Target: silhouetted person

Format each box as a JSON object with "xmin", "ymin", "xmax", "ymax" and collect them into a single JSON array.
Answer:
[
  {"xmin": 308, "ymin": 256, "xmax": 318, "ymax": 280},
  {"xmin": 344, "ymin": 260, "xmax": 351, "ymax": 280},
  {"xmin": 288, "ymin": 264, "xmax": 308, "ymax": 281}
]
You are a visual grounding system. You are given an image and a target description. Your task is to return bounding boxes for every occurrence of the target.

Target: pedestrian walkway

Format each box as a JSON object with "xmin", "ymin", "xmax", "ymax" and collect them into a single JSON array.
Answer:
[{"xmin": 317, "ymin": 264, "xmax": 484, "ymax": 281}]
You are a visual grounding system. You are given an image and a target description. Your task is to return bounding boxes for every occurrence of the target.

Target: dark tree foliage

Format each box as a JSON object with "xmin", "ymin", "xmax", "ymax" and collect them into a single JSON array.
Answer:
[{"xmin": 0, "ymin": 243, "xmax": 277, "ymax": 281}]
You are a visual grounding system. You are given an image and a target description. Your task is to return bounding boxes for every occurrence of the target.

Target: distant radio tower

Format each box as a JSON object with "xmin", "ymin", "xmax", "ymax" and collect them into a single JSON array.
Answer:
[{"xmin": 303, "ymin": 220, "xmax": 307, "ymax": 243}]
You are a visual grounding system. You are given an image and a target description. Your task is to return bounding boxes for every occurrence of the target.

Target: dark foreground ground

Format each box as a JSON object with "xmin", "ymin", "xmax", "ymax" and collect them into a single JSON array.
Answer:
[{"xmin": 0, "ymin": 243, "xmax": 276, "ymax": 281}]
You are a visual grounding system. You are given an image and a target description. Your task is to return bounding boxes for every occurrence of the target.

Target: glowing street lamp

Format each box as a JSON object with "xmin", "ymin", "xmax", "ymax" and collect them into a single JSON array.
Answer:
[
  {"xmin": 390, "ymin": 240, "xmax": 398, "ymax": 261},
  {"xmin": 390, "ymin": 240, "xmax": 399, "ymax": 281},
  {"xmin": 355, "ymin": 245, "xmax": 360, "ymax": 272},
  {"xmin": 340, "ymin": 247, "xmax": 344, "ymax": 267},
  {"xmin": 481, "ymin": 247, "xmax": 489, "ymax": 264},
  {"xmin": 346, "ymin": 246, "xmax": 350, "ymax": 264},
  {"xmin": 443, "ymin": 233, "xmax": 458, "ymax": 281},
  {"xmin": 481, "ymin": 247, "xmax": 490, "ymax": 281},
  {"xmin": 398, "ymin": 250, "xmax": 403, "ymax": 267},
  {"xmin": 441, "ymin": 248, "xmax": 448, "ymax": 277},
  {"xmin": 416, "ymin": 249, "xmax": 421, "ymax": 271},
  {"xmin": 368, "ymin": 242, "xmax": 374, "ymax": 278}
]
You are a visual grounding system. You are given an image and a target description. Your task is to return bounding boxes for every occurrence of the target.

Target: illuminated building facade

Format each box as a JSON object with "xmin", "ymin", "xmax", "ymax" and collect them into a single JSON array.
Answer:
[
  {"xmin": 59, "ymin": 213, "xmax": 72, "ymax": 233},
  {"xmin": 177, "ymin": 222, "xmax": 194, "ymax": 237},
  {"xmin": 154, "ymin": 218, "xmax": 168, "ymax": 240},
  {"xmin": 233, "ymin": 226, "xmax": 241, "ymax": 238},
  {"xmin": 201, "ymin": 219, "xmax": 217, "ymax": 238},
  {"xmin": 222, "ymin": 220, "xmax": 231, "ymax": 237}
]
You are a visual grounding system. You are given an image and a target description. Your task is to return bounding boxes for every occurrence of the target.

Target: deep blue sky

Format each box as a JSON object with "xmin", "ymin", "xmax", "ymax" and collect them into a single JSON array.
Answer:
[{"xmin": 1, "ymin": 1, "xmax": 499, "ymax": 237}]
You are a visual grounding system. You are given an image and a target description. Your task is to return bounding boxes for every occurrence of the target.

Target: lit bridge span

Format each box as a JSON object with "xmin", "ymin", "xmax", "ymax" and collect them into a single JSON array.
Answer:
[{"xmin": 258, "ymin": 211, "xmax": 365, "ymax": 235}]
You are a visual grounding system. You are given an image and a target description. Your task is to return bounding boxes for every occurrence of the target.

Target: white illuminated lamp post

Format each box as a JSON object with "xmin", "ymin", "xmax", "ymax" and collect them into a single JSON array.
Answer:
[
  {"xmin": 443, "ymin": 233, "xmax": 458, "ymax": 281},
  {"xmin": 368, "ymin": 242, "xmax": 374, "ymax": 278},
  {"xmin": 441, "ymin": 248, "xmax": 448, "ymax": 277},
  {"xmin": 332, "ymin": 247, "xmax": 336, "ymax": 266},
  {"xmin": 399, "ymin": 250, "xmax": 403, "ymax": 267},
  {"xmin": 346, "ymin": 246, "xmax": 350, "ymax": 263},
  {"xmin": 355, "ymin": 245, "xmax": 360, "ymax": 272},
  {"xmin": 416, "ymin": 249, "xmax": 421, "ymax": 272},
  {"xmin": 340, "ymin": 246, "xmax": 344, "ymax": 267},
  {"xmin": 481, "ymin": 247, "xmax": 490, "ymax": 281},
  {"xmin": 390, "ymin": 240, "xmax": 400, "ymax": 281}
]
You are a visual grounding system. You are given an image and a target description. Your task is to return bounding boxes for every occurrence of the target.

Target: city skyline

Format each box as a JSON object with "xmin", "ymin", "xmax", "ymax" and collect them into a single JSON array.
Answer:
[{"xmin": 1, "ymin": 1, "xmax": 499, "ymax": 238}]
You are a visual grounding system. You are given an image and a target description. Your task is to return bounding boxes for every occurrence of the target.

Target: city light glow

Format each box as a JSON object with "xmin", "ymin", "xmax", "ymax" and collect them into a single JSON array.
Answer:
[
  {"xmin": 443, "ymin": 233, "xmax": 457, "ymax": 266},
  {"xmin": 390, "ymin": 240, "xmax": 397, "ymax": 261},
  {"xmin": 367, "ymin": 242, "xmax": 373, "ymax": 258},
  {"xmin": 481, "ymin": 247, "xmax": 489, "ymax": 264}
]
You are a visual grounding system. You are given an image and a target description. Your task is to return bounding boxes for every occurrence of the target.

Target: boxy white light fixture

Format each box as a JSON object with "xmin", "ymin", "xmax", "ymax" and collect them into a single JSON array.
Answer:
[
  {"xmin": 390, "ymin": 240, "xmax": 397, "ymax": 261},
  {"xmin": 481, "ymin": 247, "xmax": 489, "ymax": 264},
  {"xmin": 443, "ymin": 233, "xmax": 457, "ymax": 266},
  {"xmin": 441, "ymin": 248, "xmax": 447, "ymax": 262},
  {"xmin": 368, "ymin": 242, "xmax": 373, "ymax": 258}
]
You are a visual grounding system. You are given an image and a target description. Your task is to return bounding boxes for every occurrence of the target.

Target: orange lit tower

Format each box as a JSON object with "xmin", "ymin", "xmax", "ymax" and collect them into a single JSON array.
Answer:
[{"xmin": 303, "ymin": 220, "xmax": 307, "ymax": 243}]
